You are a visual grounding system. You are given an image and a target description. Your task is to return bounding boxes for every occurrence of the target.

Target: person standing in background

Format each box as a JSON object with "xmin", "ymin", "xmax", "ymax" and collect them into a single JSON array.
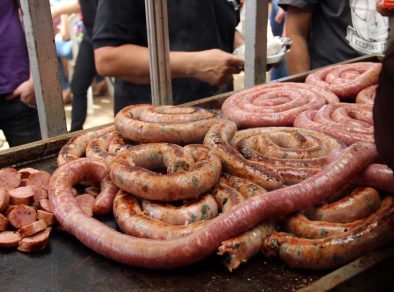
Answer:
[
  {"xmin": 269, "ymin": 0, "xmax": 288, "ymax": 80},
  {"xmin": 0, "ymin": 0, "xmax": 41, "ymax": 147},
  {"xmin": 93, "ymin": 0, "xmax": 244, "ymax": 114},
  {"xmin": 278, "ymin": 0, "xmax": 389, "ymax": 75}
]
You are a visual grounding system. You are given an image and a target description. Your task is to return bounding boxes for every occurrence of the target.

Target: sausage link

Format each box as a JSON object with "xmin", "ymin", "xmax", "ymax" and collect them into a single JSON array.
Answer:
[
  {"xmin": 285, "ymin": 195, "xmax": 391, "ymax": 239},
  {"xmin": 294, "ymin": 103, "xmax": 374, "ymax": 145},
  {"xmin": 356, "ymin": 84, "xmax": 377, "ymax": 105},
  {"xmin": 306, "ymin": 187, "xmax": 381, "ymax": 223},
  {"xmin": 86, "ymin": 131, "xmax": 117, "ymax": 167},
  {"xmin": 216, "ymin": 175, "xmax": 276, "ymax": 271},
  {"xmin": 231, "ymin": 127, "xmax": 344, "ymax": 185},
  {"xmin": 204, "ymin": 121, "xmax": 283, "ymax": 190},
  {"xmin": 108, "ymin": 133, "xmax": 135, "ymax": 154},
  {"xmin": 113, "ymin": 190, "xmax": 206, "ymax": 240},
  {"xmin": 57, "ymin": 125, "xmax": 115, "ymax": 166},
  {"xmin": 110, "ymin": 143, "xmax": 222, "ymax": 201},
  {"xmin": 142, "ymin": 194, "xmax": 218, "ymax": 225},
  {"xmin": 263, "ymin": 196, "xmax": 394, "ymax": 269},
  {"xmin": 114, "ymin": 104, "xmax": 224, "ymax": 144},
  {"xmin": 357, "ymin": 163, "xmax": 394, "ymax": 193},
  {"xmin": 92, "ymin": 175, "xmax": 119, "ymax": 215},
  {"xmin": 49, "ymin": 143, "xmax": 377, "ymax": 269},
  {"xmin": 305, "ymin": 62, "xmax": 381, "ymax": 99},
  {"xmin": 221, "ymin": 82, "xmax": 339, "ymax": 128}
]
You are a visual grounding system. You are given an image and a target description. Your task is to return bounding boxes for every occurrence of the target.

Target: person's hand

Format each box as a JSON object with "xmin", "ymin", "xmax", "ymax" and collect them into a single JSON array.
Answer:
[
  {"xmin": 190, "ymin": 49, "xmax": 244, "ymax": 87},
  {"xmin": 6, "ymin": 77, "xmax": 36, "ymax": 108},
  {"xmin": 376, "ymin": 0, "xmax": 394, "ymax": 17}
]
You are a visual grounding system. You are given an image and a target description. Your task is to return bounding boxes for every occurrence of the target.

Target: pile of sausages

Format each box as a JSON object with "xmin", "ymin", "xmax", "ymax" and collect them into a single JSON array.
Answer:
[
  {"xmin": 0, "ymin": 167, "xmax": 54, "ymax": 252},
  {"xmin": 46, "ymin": 68, "xmax": 394, "ymax": 272}
]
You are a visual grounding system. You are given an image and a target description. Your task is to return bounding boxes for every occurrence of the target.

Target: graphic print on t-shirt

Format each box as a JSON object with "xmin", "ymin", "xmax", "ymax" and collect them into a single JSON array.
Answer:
[{"xmin": 347, "ymin": 0, "xmax": 388, "ymax": 54}]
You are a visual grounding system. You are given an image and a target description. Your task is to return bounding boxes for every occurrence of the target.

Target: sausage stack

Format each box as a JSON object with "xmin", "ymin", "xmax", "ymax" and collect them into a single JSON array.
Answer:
[{"xmin": 43, "ymin": 62, "xmax": 394, "ymax": 272}]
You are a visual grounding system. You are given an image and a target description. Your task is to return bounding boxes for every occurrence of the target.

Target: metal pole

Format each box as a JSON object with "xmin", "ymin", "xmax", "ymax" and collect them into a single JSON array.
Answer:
[
  {"xmin": 244, "ymin": 0, "xmax": 268, "ymax": 88},
  {"xmin": 145, "ymin": 0, "xmax": 173, "ymax": 105},
  {"xmin": 20, "ymin": 0, "xmax": 67, "ymax": 138}
]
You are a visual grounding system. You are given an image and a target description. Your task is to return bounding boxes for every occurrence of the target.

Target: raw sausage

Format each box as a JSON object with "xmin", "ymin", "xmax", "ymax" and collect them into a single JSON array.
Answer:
[
  {"xmin": 113, "ymin": 190, "xmax": 207, "ymax": 239},
  {"xmin": 284, "ymin": 195, "xmax": 391, "ymax": 239},
  {"xmin": 204, "ymin": 121, "xmax": 283, "ymax": 190},
  {"xmin": 357, "ymin": 163, "xmax": 394, "ymax": 193},
  {"xmin": 294, "ymin": 103, "xmax": 373, "ymax": 145},
  {"xmin": 221, "ymin": 82, "xmax": 339, "ymax": 128},
  {"xmin": 57, "ymin": 125, "xmax": 115, "ymax": 166},
  {"xmin": 230, "ymin": 127, "xmax": 344, "ymax": 185},
  {"xmin": 306, "ymin": 187, "xmax": 381, "ymax": 223},
  {"xmin": 114, "ymin": 104, "xmax": 225, "ymax": 144},
  {"xmin": 305, "ymin": 62, "xmax": 381, "ymax": 99},
  {"xmin": 356, "ymin": 85, "xmax": 377, "ymax": 105},
  {"xmin": 110, "ymin": 143, "xmax": 222, "ymax": 201}
]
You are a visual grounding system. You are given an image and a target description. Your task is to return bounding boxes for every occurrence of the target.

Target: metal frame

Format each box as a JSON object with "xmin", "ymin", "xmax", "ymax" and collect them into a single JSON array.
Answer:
[
  {"xmin": 145, "ymin": 0, "xmax": 173, "ymax": 105},
  {"xmin": 20, "ymin": 0, "xmax": 67, "ymax": 138},
  {"xmin": 244, "ymin": 0, "xmax": 268, "ymax": 88}
]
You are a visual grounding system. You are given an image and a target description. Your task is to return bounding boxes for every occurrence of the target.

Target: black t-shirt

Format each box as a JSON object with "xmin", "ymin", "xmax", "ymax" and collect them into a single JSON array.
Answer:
[
  {"xmin": 279, "ymin": 0, "xmax": 389, "ymax": 69},
  {"xmin": 79, "ymin": 0, "xmax": 98, "ymax": 41},
  {"xmin": 93, "ymin": 0, "xmax": 239, "ymax": 112}
]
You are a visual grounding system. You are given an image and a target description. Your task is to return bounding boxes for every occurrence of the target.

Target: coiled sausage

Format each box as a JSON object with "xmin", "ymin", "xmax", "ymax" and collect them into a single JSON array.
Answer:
[
  {"xmin": 110, "ymin": 143, "xmax": 222, "ymax": 201},
  {"xmin": 305, "ymin": 62, "xmax": 381, "ymax": 99},
  {"xmin": 294, "ymin": 103, "xmax": 373, "ymax": 145},
  {"xmin": 114, "ymin": 104, "xmax": 224, "ymax": 144},
  {"xmin": 230, "ymin": 127, "xmax": 344, "ymax": 185},
  {"xmin": 204, "ymin": 121, "xmax": 283, "ymax": 190},
  {"xmin": 57, "ymin": 125, "xmax": 115, "ymax": 166},
  {"xmin": 221, "ymin": 82, "xmax": 339, "ymax": 128}
]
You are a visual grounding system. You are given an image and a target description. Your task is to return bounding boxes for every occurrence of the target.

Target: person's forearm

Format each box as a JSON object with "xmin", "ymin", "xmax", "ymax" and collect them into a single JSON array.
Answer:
[
  {"xmin": 95, "ymin": 44, "xmax": 244, "ymax": 87},
  {"xmin": 51, "ymin": 0, "xmax": 80, "ymax": 18},
  {"xmin": 95, "ymin": 44, "xmax": 196, "ymax": 84},
  {"xmin": 286, "ymin": 34, "xmax": 310, "ymax": 75}
]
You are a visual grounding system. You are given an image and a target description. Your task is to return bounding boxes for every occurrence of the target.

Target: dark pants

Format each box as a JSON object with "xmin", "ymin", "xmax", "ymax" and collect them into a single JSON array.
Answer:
[
  {"xmin": 70, "ymin": 37, "xmax": 98, "ymax": 131},
  {"xmin": 269, "ymin": 0, "xmax": 288, "ymax": 80},
  {"xmin": 0, "ymin": 95, "xmax": 41, "ymax": 147}
]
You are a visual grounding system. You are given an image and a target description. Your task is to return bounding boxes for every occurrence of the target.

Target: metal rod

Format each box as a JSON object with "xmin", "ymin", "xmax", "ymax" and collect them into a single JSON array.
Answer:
[
  {"xmin": 145, "ymin": 0, "xmax": 173, "ymax": 105},
  {"xmin": 244, "ymin": 0, "xmax": 268, "ymax": 88},
  {"xmin": 20, "ymin": 0, "xmax": 67, "ymax": 138}
]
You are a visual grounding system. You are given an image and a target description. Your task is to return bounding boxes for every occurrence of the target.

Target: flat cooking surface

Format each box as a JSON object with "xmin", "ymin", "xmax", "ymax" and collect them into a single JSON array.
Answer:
[{"xmin": 0, "ymin": 156, "xmax": 326, "ymax": 292}]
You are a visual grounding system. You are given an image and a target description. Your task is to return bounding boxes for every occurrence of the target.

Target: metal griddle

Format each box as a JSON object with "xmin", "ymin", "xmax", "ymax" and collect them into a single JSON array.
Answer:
[{"xmin": 0, "ymin": 55, "xmax": 393, "ymax": 291}]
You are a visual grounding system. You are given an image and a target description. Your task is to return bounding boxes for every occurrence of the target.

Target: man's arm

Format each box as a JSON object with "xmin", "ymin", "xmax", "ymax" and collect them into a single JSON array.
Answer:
[
  {"xmin": 51, "ymin": 0, "xmax": 80, "ymax": 18},
  {"xmin": 95, "ymin": 45, "xmax": 244, "ymax": 87},
  {"xmin": 284, "ymin": 6, "xmax": 313, "ymax": 74}
]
